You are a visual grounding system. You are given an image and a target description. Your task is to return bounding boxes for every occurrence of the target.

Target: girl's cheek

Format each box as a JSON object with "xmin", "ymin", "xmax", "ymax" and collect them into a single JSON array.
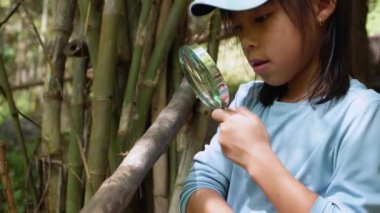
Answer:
[
  {"xmin": 240, "ymin": 44, "xmax": 250, "ymax": 58},
  {"xmin": 242, "ymin": 50, "xmax": 249, "ymax": 59}
]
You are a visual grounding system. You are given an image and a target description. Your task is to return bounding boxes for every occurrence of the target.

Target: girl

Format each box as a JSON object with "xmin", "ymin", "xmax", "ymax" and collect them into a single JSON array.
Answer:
[{"xmin": 180, "ymin": 0, "xmax": 380, "ymax": 212}]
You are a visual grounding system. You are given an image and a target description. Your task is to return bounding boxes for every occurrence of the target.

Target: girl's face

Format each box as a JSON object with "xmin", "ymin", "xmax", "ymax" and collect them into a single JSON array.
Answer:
[{"xmin": 230, "ymin": 1, "xmax": 319, "ymax": 87}]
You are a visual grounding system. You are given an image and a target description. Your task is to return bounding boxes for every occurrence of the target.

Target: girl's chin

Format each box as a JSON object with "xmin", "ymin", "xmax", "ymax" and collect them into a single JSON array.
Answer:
[{"xmin": 261, "ymin": 77, "xmax": 288, "ymax": 87}]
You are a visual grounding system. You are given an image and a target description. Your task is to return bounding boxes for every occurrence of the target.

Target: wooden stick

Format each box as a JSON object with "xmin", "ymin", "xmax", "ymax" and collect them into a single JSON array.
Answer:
[
  {"xmin": 0, "ymin": 143, "xmax": 17, "ymax": 213},
  {"xmin": 81, "ymin": 80, "xmax": 196, "ymax": 212}
]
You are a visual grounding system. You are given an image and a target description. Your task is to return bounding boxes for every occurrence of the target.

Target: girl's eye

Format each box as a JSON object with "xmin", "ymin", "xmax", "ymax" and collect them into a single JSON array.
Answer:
[
  {"xmin": 233, "ymin": 25, "xmax": 243, "ymax": 33},
  {"xmin": 254, "ymin": 13, "xmax": 271, "ymax": 23}
]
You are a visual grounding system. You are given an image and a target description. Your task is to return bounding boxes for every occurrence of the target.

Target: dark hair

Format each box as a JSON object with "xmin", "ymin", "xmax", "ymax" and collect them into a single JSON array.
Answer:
[{"xmin": 221, "ymin": 0, "xmax": 352, "ymax": 107}]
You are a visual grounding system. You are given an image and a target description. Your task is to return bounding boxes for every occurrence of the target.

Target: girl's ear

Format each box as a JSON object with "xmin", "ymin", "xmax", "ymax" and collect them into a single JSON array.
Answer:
[{"xmin": 314, "ymin": 0, "xmax": 336, "ymax": 24}]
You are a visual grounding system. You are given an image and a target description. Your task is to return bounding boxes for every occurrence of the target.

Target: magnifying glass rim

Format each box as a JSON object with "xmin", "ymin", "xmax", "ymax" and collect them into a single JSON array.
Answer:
[{"xmin": 179, "ymin": 43, "xmax": 229, "ymax": 109}]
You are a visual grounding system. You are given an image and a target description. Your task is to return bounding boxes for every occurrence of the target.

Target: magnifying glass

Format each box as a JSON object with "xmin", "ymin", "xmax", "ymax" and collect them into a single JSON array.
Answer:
[{"xmin": 179, "ymin": 43, "xmax": 230, "ymax": 109}]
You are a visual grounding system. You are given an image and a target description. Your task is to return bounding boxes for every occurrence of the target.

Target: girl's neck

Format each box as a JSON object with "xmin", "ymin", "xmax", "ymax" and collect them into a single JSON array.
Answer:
[{"xmin": 279, "ymin": 56, "xmax": 320, "ymax": 103}]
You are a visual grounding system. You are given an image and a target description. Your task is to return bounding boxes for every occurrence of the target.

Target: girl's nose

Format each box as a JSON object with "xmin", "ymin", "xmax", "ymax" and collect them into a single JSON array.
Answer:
[
  {"xmin": 242, "ymin": 42, "xmax": 256, "ymax": 52},
  {"xmin": 240, "ymin": 33, "xmax": 257, "ymax": 52}
]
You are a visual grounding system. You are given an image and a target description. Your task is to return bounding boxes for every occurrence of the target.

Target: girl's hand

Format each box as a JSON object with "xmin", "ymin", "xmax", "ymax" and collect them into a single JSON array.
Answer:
[{"xmin": 211, "ymin": 107, "xmax": 272, "ymax": 170}]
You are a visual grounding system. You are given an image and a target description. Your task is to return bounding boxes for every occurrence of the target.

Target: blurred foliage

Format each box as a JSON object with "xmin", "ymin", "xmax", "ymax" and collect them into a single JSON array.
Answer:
[
  {"xmin": 1, "ymin": 1, "xmax": 42, "ymax": 210},
  {"xmin": 218, "ymin": 38, "xmax": 256, "ymax": 95},
  {"xmin": 0, "ymin": 91, "xmax": 38, "ymax": 211},
  {"xmin": 0, "ymin": 91, "xmax": 37, "ymax": 125},
  {"xmin": 2, "ymin": 47, "xmax": 16, "ymax": 63},
  {"xmin": 0, "ymin": 0, "xmax": 11, "ymax": 7},
  {"xmin": 368, "ymin": 0, "xmax": 380, "ymax": 36}
]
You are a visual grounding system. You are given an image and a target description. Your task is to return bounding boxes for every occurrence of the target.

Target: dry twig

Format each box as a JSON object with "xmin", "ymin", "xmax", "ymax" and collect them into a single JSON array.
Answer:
[
  {"xmin": 0, "ymin": 1, "xmax": 21, "ymax": 28},
  {"xmin": 0, "ymin": 143, "xmax": 17, "ymax": 213}
]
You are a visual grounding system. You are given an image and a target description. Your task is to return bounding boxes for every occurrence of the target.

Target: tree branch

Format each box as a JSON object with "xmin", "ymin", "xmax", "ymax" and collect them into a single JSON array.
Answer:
[
  {"xmin": 0, "ymin": 1, "xmax": 21, "ymax": 28},
  {"xmin": 80, "ymin": 80, "xmax": 196, "ymax": 213}
]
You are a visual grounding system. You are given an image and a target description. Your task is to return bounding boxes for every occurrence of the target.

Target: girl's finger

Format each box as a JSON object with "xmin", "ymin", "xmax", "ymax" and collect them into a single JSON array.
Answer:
[{"xmin": 211, "ymin": 108, "xmax": 232, "ymax": 123}]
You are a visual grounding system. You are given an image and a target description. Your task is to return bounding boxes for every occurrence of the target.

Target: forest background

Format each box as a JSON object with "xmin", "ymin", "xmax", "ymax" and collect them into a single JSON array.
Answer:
[{"xmin": 0, "ymin": 0, "xmax": 380, "ymax": 212}]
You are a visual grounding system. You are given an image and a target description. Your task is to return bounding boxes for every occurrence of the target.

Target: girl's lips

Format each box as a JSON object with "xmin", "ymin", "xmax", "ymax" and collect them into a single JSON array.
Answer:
[{"xmin": 249, "ymin": 59, "xmax": 270, "ymax": 73}]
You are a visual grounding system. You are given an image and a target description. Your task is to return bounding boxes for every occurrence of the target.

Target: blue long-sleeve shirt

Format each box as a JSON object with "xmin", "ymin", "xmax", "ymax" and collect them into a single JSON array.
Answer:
[{"xmin": 180, "ymin": 79, "xmax": 380, "ymax": 212}]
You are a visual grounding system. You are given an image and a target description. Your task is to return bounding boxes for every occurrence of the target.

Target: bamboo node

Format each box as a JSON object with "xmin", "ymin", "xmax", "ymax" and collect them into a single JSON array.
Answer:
[
  {"xmin": 118, "ymin": 106, "xmax": 133, "ymax": 133},
  {"xmin": 136, "ymin": 25, "xmax": 147, "ymax": 46},
  {"xmin": 91, "ymin": 95, "xmax": 113, "ymax": 102},
  {"xmin": 70, "ymin": 101, "xmax": 85, "ymax": 107},
  {"xmin": 64, "ymin": 39, "xmax": 89, "ymax": 58},
  {"xmin": 142, "ymin": 78, "xmax": 158, "ymax": 88},
  {"xmin": 43, "ymin": 91, "xmax": 62, "ymax": 100},
  {"xmin": 120, "ymin": 151, "xmax": 129, "ymax": 157}
]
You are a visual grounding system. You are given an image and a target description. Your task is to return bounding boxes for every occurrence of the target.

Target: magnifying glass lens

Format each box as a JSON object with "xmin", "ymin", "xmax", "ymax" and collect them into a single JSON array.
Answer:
[{"xmin": 179, "ymin": 44, "xmax": 229, "ymax": 109}]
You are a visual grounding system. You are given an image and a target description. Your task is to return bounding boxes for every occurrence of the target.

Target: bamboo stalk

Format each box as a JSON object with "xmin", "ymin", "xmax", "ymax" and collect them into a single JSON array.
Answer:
[
  {"xmin": 40, "ymin": 0, "xmax": 77, "ymax": 211},
  {"xmin": 152, "ymin": 0, "xmax": 172, "ymax": 212},
  {"xmin": 108, "ymin": 115, "xmax": 122, "ymax": 174},
  {"xmin": 152, "ymin": 66, "xmax": 169, "ymax": 213},
  {"xmin": 171, "ymin": 37, "xmax": 183, "ymax": 91},
  {"xmin": 0, "ymin": 143, "xmax": 17, "ymax": 213},
  {"xmin": 127, "ymin": 0, "xmax": 162, "ymax": 155},
  {"xmin": 66, "ymin": 54, "xmax": 87, "ymax": 212},
  {"xmin": 126, "ymin": 0, "xmax": 141, "ymax": 48},
  {"xmin": 0, "ymin": 54, "xmax": 38, "ymax": 205},
  {"xmin": 84, "ymin": 0, "xmax": 125, "ymax": 202},
  {"xmin": 78, "ymin": 0, "xmax": 102, "ymax": 69},
  {"xmin": 63, "ymin": 13, "xmax": 92, "ymax": 178},
  {"xmin": 124, "ymin": 1, "xmax": 163, "ymax": 210},
  {"xmin": 168, "ymin": 126, "xmax": 196, "ymax": 213},
  {"xmin": 208, "ymin": 11, "xmax": 222, "ymax": 61},
  {"xmin": 169, "ymin": 38, "xmax": 183, "ymax": 197},
  {"xmin": 168, "ymin": 103, "xmax": 212, "ymax": 213},
  {"xmin": 80, "ymin": 80, "xmax": 196, "ymax": 213},
  {"xmin": 107, "ymin": 6, "xmax": 132, "ymax": 172},
  {"xmin": 117, "ymin": 0, "xmax": 153, "ymax": 148},
  {"xmin": 116, "ymin": 9, "xmax": 132, "ymax": 64},
  {"xmin": 169, "ymin": 12, "xmax": 221, "ymax": 212},
  {"xmin": 122, "ymin": 0, "xmax": 187, "ymax": 152}
]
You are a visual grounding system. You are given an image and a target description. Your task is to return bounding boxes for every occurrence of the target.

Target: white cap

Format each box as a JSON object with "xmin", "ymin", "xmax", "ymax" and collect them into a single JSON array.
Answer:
[{"xmin": 190, "ymin": 0, "xmax": 268, "ymax": 16}]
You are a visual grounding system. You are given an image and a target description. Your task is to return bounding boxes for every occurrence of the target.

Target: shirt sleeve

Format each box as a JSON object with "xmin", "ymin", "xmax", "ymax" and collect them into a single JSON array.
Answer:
[
  {"xmin": 179, "ymin": 82, "xmax": 256, "ymax": 213},
  {"xmin": 179, "ymin": 133, "xmax": 233, "ymax": 213},
  {"xmin": 311, "ymin": 102, "xmax": 380, "ymax": 213}
]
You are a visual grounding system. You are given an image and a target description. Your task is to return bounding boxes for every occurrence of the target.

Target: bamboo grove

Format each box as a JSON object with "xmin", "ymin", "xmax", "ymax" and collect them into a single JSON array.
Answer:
[{"xmin": 0, "ymin": 0, "xmax": 376, "ymax": 212}]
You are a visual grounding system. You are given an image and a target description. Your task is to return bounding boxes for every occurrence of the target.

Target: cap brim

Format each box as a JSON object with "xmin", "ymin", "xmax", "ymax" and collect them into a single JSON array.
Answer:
[{"xmin": 190, "ymin": 0, "xmax": 268, "ymax": 16}]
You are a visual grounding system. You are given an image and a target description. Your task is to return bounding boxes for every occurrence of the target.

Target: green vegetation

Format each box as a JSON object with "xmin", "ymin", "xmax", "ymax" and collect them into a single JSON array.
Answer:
[
  {"xmin": 368, "ymin": 0, "xmax": 380, "ymax": 36},
  {"xmin": 0, "ymin": 91, "xmax": 37, "ymax": 124}
]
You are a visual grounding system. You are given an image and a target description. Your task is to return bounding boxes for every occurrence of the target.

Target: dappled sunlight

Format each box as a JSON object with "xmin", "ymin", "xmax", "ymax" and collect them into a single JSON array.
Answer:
[
  {"xmin": 367, "ymin": 0, "xmax": 380, "ymax": 36},
  {"xmin": 217, "ymin": 38, "xmax": 256, "ymax": 93}
]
